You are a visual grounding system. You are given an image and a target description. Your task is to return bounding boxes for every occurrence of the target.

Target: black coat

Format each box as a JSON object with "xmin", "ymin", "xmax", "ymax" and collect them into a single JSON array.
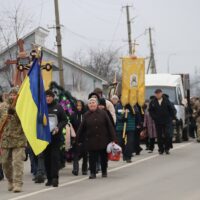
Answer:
[
  {"xmin": 70, "ymin": 112, "xmax": 84, "ymax": 133},
  {"xmin": 149, "ymin": 96, "xmax": 176, "ymax": 125},
  {"xmin": 48, "ymin": 101, "xmax": 68, "ymax": 143},
  {"xmin": 77, "ymin": 109, "xmax": 116, "ymax": 151}
]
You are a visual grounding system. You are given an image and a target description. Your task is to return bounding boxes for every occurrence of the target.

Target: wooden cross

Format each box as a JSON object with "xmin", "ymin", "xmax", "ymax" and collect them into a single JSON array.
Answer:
[{"xmin": 4, "ymin": 39, "xmax": 29, "ymax": 87}]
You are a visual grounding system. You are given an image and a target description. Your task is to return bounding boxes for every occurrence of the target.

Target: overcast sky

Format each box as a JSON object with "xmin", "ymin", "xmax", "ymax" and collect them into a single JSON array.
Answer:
[{"xmin": 1, "ymin": 0, "xmax": 200, "ymax": 75}]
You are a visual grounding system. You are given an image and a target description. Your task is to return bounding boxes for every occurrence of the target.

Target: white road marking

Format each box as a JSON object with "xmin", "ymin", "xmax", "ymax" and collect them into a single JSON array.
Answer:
[{"xmin": 8, "ymin": 142, "xmax": 192, "ymax": 200}]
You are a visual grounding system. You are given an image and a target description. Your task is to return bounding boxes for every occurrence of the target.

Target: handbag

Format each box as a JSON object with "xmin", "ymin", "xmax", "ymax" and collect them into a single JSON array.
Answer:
[{"xmin": 65, "ymin": 123, "xmax": 76, "ymax": 151}]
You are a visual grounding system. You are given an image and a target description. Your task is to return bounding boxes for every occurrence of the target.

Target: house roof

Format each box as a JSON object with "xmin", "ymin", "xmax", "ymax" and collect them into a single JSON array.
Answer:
[
  {"xmin": 0, "ymin": 26, "xmax": 107, "ymax": 84},
  {"xmin": 0, "ymin": 27, "xmax": 49, "ymax": 55},
  {"xmin": 41, "ymin": 46, "xmax": 107, "ymax": 83}
]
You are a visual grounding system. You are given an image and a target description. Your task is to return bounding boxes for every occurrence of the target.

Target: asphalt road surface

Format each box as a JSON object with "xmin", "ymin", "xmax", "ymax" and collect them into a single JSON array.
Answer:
[{"xmin": 0, "ymin": 141, "xmax": 199, "ymax": 200}]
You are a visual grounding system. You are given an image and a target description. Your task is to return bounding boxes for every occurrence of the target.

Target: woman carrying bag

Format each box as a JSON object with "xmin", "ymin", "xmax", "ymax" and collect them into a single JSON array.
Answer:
[{"xmin": 77, "ymin": 98, "xmax": 116, "ymax": 179}]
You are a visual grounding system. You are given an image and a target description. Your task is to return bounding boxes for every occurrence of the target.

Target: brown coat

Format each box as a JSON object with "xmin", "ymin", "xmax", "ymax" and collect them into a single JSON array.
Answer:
[{"xmin": 77, "ymin": 109, "xmax": 116, "ymax": 151}]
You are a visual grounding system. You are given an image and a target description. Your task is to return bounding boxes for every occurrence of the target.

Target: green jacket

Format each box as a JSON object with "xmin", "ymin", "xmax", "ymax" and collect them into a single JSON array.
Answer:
[{"xmin": 0, "ymin": 102, "xmax": 26, "ymax": 149}]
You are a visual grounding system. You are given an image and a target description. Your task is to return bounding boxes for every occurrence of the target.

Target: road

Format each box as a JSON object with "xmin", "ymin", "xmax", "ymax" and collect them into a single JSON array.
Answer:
[{"xmin": 0, "ymin": 141, "xmax": 199, "ymax": 200}]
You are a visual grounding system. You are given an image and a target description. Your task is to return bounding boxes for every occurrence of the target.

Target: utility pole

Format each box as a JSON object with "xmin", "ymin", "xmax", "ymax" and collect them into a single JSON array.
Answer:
[
  {"xmin": 147, "ymin": 27, "xmax": 157, "ymax": 74},
  {"xmin": 125, "ymin": 5, "xmax": 133, "ymax": 55},
  {"xmin": 54, "ymin": 0, "xmax": 64, "ymax": 87}
]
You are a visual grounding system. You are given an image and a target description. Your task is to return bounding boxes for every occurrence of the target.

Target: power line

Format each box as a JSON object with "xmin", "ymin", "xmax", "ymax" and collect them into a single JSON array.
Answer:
[
  {"xmin": 74, "ymin": 0, "xmax": 121, "ymax": 12},
  {"xmin": 108, "ymin": 8, "xmax": 123, "ymax": 50},
  {"xmin": 71, "ymin": 0, "xmax": 117, "ymax": 24},
  {"xmin": 64, "ymin": 26, "xmax": 122, "ymax": 43}
]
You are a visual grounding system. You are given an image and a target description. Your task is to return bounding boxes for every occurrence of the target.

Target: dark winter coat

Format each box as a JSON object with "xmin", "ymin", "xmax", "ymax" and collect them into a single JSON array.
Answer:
[
  {"xmin": 149, "ymin": 96, "xmax": 176, "ymax": 125},
  {"xmin": 77, "ymin": 109, "xmax": 116, "ymax": 151},
  {"xmin": 70, "ymin": 112, "xmax": 84, "ymax": 133},
  {"xmin": 70, "ymin": 101, "xmax": 86, "ymax": 133},
  {"xmin": 48, "ymin": 101, "xmax": 68, "ymax": 143},
  {"xmin": 115, "ymin": 103, "xmax": 140, "ymax": 132}
]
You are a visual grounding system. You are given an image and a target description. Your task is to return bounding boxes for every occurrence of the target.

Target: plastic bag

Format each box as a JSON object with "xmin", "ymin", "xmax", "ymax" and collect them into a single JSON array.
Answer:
[{"xmin": 107, "ymin": 143, "xmax": 122, "ymax": 161}]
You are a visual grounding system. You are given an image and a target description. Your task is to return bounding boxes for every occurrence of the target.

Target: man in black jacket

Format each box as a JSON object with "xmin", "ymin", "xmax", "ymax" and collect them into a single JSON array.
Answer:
[
  {"xmin": 149, "ymin": 89, "xmax": 176, "ymax": 155},
  {"xmin": 44, "ymin": 90, "xmax": 68, "ymax": 187}
]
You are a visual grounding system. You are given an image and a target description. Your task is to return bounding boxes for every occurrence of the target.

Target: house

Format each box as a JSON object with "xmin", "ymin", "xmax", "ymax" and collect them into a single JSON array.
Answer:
[{"xmin": 0, "ymin": 27, "xmax": 107, "ymax": 100}]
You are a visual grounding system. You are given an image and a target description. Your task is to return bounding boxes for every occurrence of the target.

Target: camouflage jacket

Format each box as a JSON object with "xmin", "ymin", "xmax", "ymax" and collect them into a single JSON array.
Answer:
[{"xmin": 0, "ymin": 102, "xmax": 27, "ymax": 148}]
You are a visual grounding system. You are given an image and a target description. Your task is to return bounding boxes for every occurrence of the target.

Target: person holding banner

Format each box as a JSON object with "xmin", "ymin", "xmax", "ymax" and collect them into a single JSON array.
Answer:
[
  {"xmin": 116, "ymin": 102, "xmax": 140, "ymax": 163},
  {"xmin": 0, "ymin": 88, "xmax": 27, "ymax": 193}
]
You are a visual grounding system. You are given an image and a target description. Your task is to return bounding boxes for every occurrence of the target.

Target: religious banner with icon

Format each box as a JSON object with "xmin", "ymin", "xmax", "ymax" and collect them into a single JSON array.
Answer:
[{"xmin": 121, "ymin": 57, "xmax": 145, "ymax": 107}]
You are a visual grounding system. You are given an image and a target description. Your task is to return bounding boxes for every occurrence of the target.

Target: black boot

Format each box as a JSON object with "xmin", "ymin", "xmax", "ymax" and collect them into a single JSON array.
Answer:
[
  {"xmin": 89, "ymin": 174, "xmax": 96, "ymax": 179},
  {"xmin": 35, "ymin": 175, "xmax": 45, "ymax": 183},
  {"xmin": 72, "ymin": 170, "xmax": 78, "ymax": 176},
  {"xmin": 45, "ymin": 180, "xmax": 52, "ymax": 186},
  {"xmin": 102, "ymin": 170, "xmax": 107, "ymax": 178},
  {"xmin": 0, "ymin": 165, "xmax": 4, "ymax": 181},
  {"xmin": 52, "ymin": 178, "xmax": 58, "ymax": 187},
  {"xmin": 82, "ymin": 171, "xmax": 88, "ymax": 175}
]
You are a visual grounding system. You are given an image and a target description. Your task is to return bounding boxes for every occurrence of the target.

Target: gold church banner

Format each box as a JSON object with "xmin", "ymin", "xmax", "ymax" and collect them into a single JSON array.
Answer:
[{"xmin": 121, "ymin": 57, "xmax": 145, "ymax": 107}]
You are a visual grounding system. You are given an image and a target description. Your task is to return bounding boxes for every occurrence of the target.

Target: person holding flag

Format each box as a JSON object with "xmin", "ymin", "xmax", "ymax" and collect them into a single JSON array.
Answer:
[
  {"xmin": 0, "ymin": 87, "xmax": 27, "ymax": 193},
  {"xmin": 15, "ymin": 53, "xmax": 52, "ymax": 188}
]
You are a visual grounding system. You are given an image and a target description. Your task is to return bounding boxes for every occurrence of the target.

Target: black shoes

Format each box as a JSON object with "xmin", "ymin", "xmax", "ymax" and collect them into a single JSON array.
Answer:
[
  {"xmin": 0, "ymin": 175, "xmax": 4, "ymax": 181},
  {"xmin": 89, "ymin": 174, "xmax": 96, "ymax": 179},
  {"xmin": 35, "ymin": 175, "xmax": 45, "ymax": 183},
  {"xmin": 45, "ymin": 180, "xmax": 52, "ymax": 186},
  {"xmin": 72, "ymin": 170, "xmax": 79, "ymax": 176},
  {"xmin": 159, "ymin": 149, "xmax": 170, "ymax": 155},
  {"xmin": 165, "ymin": 150, "xmax": 170, "ymax": 155},
  {"xmin": 159, "ymin": 150, "xmax": 164, "ymax": 155},
  {"xmin": 52, "ymin": 179, "xmax": 58, "ymax": 187},
  {"xmin": 102, "ymin": 172, "xmax": 107, "ymax": 178},
  {"xmin": 82, "ymin": 171, "xmax": 88, "ymax": 175},
  {"xmin": 45, "ymin": 179, "xmax": 58, "ymax": 187},
  {"xmin": 126, "ymin": 159, "xmax": 132, "ymax": 163}
]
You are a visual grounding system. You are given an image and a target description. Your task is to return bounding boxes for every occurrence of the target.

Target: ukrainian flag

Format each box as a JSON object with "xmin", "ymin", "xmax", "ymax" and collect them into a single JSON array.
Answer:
[{"xmin": 16, "ymin": 59, "xmax": 51, "ymax": 155}]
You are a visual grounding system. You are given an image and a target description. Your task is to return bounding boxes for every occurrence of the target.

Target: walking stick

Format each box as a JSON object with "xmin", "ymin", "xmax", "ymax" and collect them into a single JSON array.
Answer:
[{"xmin": 122, "ymin": 108, "xmax": 128, "ymax": 145}]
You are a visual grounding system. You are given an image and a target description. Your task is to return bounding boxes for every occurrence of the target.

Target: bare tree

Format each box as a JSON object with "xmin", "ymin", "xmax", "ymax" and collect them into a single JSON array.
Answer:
[
  {"xmin": 73, "ymin": 47, "xmax": 122, "ymax": 83},
  {"xmin": 0, "ymin": 2, "xmax": 33, "ymax": 88},
  {"xmin": 190, "ymin": 74, "xmax": 200, "ymax": 97}
]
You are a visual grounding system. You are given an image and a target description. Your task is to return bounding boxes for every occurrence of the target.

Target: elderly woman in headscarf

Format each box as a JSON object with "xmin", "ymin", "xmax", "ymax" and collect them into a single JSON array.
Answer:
[{"xmin": 77, "ymin": 97, "xmax": 116, "ymax": 179}]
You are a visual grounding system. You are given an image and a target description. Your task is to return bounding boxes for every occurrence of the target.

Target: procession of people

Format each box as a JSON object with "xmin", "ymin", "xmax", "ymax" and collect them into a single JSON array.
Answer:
[{"xmin": 0, "ymin": 85, "xmax": 199, "ymax": 193}]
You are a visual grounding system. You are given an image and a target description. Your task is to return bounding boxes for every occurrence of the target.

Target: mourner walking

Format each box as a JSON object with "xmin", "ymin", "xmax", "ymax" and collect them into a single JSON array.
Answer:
[
  {"xmin": 70, "ymin": 100, "xmax": 88, "ymax": 176},
  {"xmin": 149, "ymin": 89, "xmax": 176, "ymax": 155},
  {"xmin": 0, "ymin": 88, "xmax": 27, "ymax": 193},
  {"xmin": 44, "ymin": 90, "xmax": 68, "ymax": 187},
  {"xmin": 77, "ymin": 98, "xmax": 116, "ymax": 179}
]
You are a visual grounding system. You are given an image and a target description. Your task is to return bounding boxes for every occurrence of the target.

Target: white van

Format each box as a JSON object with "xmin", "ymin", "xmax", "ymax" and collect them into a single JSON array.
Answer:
[{"xmin": 145, "ymin": 74, "xmax": 187, "ymax": 142}]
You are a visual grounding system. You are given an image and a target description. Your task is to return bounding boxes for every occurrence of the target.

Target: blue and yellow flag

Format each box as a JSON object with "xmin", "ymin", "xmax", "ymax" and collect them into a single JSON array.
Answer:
[{"xmin": 16, "ymin": 59, "xmax": 51, "ymax": 155}]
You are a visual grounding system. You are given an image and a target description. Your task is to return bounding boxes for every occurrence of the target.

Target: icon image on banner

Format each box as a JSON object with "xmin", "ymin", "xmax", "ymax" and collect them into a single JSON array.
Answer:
[{"xmin": 130, "ymin": 74, "xmax": 138, "ymax": 88}]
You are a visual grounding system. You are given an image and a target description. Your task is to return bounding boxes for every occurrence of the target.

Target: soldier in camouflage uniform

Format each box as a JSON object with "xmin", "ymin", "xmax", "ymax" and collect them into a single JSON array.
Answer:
[
  {"xmin": 0, "ymin": 88, "xmax": 27, "ymax": 193},
  {"xmin": 192, "ymin": 98, "xmax": 200, "ymax": 142}
]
